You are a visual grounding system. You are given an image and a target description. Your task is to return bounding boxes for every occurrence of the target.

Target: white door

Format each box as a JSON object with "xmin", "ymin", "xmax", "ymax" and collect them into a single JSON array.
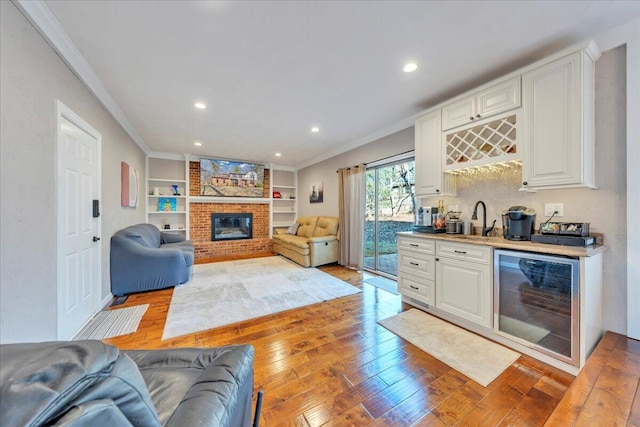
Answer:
[{"xmin": 56, "ymin": 101, "xmax": 102, "ymax": 340}]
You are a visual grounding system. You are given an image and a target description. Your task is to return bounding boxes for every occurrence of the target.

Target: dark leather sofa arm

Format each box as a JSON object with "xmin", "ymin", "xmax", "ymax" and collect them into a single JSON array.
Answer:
[{"xmin": 126, "ymin": 345, "xmax": 255, "ymax": 427}]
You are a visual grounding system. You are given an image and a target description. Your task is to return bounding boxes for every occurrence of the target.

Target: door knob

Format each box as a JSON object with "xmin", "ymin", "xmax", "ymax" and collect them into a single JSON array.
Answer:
[{"xmin": 93, "ymin": 236, "xmax": 101, "ymax": 242}]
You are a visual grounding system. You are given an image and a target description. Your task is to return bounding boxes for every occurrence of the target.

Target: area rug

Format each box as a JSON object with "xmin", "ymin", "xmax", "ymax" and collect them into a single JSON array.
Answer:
[
  {"xmin": 162, "ymin": 256, "xmax": 361, "ymax": 340},
  {"xmin": 378, "ymin": 309, "xmax": 520, "ymax": 387},
  {"xmin": 74, "ymin": 304, "xmax": 148, "ymax": 340},
  {"xmin": 363, "ymin": 276, "xmax": 399, "ymax": 295}
]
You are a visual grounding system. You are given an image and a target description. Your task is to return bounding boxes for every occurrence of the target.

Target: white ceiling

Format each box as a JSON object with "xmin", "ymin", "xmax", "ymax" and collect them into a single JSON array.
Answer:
[{"xmin": 41, "ymin": 0, "xmax": 639, "ymax": 168}]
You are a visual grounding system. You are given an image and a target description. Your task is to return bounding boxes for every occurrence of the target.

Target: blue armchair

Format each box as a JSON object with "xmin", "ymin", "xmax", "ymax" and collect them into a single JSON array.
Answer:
[{"xmin": 110, "ymin": 224, "xmax": 194, "ymax": 296}]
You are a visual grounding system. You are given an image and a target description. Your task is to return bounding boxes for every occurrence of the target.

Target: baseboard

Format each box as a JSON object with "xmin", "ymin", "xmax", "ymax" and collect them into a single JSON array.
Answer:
[{"xmin": 101, "ymin": 292, "xmax": 114, "ymax": 309}]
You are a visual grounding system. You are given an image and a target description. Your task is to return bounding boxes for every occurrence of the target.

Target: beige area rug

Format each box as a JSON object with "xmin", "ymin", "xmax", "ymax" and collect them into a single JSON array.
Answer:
[
  {"xmin": 74, "ymin": 304, "xmax": 148, "ymax": 340},
  {"xmin": 379, "ymin": 309, "xmax": 520, "ymax": 387},
  {"xmin": 162, "ymin": 256, "xmax": 361, "ymax": 340}
]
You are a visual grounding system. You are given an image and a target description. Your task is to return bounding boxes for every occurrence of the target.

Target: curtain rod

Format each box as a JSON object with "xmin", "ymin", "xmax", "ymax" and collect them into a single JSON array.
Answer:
[
  {"xmin": 336, "ymin": 149, "xmax": 414, "ymax": 173},
  {"xmin": 336, "ymin": 164, "xmax": 366, "ymax": 173}
]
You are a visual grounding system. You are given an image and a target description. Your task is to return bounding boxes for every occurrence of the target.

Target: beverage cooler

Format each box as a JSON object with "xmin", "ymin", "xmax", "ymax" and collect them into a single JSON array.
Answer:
[{"xmin": 494, "ymin": 249, "xmax": 580, "ymax": 366}]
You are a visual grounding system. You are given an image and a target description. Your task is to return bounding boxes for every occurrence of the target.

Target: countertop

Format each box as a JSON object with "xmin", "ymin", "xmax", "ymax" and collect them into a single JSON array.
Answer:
[{"xmin": 397, "ymin": 231, "xmax": 606, "ymax": 258}]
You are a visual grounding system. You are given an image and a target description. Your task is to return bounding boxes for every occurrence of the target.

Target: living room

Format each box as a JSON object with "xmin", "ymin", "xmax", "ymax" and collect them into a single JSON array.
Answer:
[{"xmin": 2, "ymin": 1, "xmax": 639, "ymax": 425}]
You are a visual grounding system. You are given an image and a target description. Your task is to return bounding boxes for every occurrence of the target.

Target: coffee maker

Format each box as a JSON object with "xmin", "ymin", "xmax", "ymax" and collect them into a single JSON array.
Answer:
[{"xmin": 502, "ymin": 206, "xmax": 536, "ymax": 241}]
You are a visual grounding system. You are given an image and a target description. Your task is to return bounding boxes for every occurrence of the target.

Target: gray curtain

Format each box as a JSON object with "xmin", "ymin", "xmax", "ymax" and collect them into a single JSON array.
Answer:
[{"xmin": 338, "ymin": 164, "xmax": 365, "ymax": 270}]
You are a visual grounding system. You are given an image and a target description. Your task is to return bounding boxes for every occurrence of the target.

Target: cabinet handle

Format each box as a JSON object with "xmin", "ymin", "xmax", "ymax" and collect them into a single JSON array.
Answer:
[
  {"xmin": 476, "ymin": 114, "xmax": 481, "ymax": 118},
  {"xmin": 410, "ymin": 262, "xmax": 419, "ymax": 266},
  {"xmin": 435, "ymin": 258, "xmax": 439, "ymax": 261},
  {"xmin": 469, "ymin": 116, "xmax": 474, "ymax": 120},
  {"xmin": 523, "ymin": 181, "xmax": 528, "ymax": 186},
  {"xmin": 436, "ymin": 189, "xmax": 440, "ymax": 193},
  {"xmin": 410, "ymin": 243, "xmax": 419, "ymax": 247},
  {"xmin": 454, "ymin": 250, "xmax": 467, "ymax": 254},
  {"xmin": 410, "ymin": 285, "xmax": 419, "ymax": 290}
]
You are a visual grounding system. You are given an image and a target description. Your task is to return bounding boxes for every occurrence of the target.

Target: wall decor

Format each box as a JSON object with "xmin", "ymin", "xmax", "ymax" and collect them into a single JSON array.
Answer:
[
  {"xmin": 120, "ymin": 161, "xmax": 138, "ymax": 207},
  {"xmin": 158, "ymin": 197, "xmax": 177, "ymax": 212},
  {"xmin": 310, "ymin": 180, "xmax": 323, "ymax": 203},
  {"xmin": 199, "ymin": 158, "xmax": 265, "ymax": 197}
]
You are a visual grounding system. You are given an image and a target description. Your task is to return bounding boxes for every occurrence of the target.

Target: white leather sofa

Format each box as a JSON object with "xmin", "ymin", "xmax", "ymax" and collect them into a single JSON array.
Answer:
[{"xmin": 272, "ymin": 216, "xmax": 339, "ymax": 267}]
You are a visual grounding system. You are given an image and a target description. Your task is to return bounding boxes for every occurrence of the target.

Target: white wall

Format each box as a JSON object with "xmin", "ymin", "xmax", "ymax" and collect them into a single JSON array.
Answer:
[
  {"xmin": 0, "ymin": 1, "xmax": 146, "ymax": 343},
  {"xmin": 298, "ymin": 127, "xmax": 414, "ymax": 217}
]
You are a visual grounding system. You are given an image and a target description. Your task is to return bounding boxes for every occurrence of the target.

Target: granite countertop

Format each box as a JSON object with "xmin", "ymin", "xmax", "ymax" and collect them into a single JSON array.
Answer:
[{"xmin": 397, "ymin": 231, "xmax": 606, "ymax": 258}]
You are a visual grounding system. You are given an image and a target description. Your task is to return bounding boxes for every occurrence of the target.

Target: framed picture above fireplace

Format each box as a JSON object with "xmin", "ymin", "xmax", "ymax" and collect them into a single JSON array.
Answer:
[{"xmin": 200, "ymin": 158, "xmax": 265, "ymax": 198}]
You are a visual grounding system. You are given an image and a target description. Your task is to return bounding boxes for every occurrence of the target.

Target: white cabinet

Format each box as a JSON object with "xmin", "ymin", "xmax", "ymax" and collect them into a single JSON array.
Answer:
[
  {"xmin": 397, "ymin": 236, "xmax": 435, "ymax": 305},
  {"xmin": 521, "ymin": 42, "xmax": 600, "ymax": 190},
  {"xmin": 414, "ymin": 110, "xmax": 456, "ymax": 197},
  {"xmin": 270, "ymin": 167, "xmax": 297, "ymax": 235},
  {"xmin": 442, "ymin": 77, "xmax": 521, "ymax": 131},
  {"xmin": 435, "ymin": 241, "xmax": 492, "ymax": 328},
  {"xmin": 443, "ymin": 110, "xmax": 520, "ymax": 171},
  {"xmin": 397, "ymin": 236, "xmax": 491, "ymax": 327},
  {"xmin": 146, "ymin": 154, "xmax": 189, "ymax": 237}
]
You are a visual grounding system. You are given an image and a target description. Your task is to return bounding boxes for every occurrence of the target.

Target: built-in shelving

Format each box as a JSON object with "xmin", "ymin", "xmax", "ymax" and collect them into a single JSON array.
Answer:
[
  {"xmin": 145, "ymin": 154, "xmax": 190, "ymax": 236},
  {"xmin": 270, "ymin": 166, "xmax": 297, "ymax": 237}
]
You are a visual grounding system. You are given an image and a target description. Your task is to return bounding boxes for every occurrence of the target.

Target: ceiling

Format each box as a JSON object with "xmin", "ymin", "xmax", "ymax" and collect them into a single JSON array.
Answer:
[{"xmin": 40, "ymin": 0, "xmax": 639, "ymax": 168}]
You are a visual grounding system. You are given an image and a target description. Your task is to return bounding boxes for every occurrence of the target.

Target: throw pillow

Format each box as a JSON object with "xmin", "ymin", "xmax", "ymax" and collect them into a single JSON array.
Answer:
[{"xmin": 286, "ymin": 223, "xmax": 299, "ymax": 235}]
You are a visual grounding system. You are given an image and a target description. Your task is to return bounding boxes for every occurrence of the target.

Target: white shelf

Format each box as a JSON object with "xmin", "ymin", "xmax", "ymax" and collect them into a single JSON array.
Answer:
[
  {"xmin": 161, "ymin": 229, "xmax": 187, "ymax": 232},
  {"xmin": 270, "ymin": 168, "xmax": 297, "ymax": 238},
  {"xmin": 148, "ymin": 211, "xmax": 187, "ymax": 214},
  {"xmin": 190, "ymin": 196, "xmax": 270, "ymax": 204},
  {"xmin": 149, "ymin": 178, "xmax": 186, "ymax": 183},
  {"xmin": 273, "ymin": 221, "xmax": 295, "ymax": 227},
  {"xmin": 148, "ymin": 195, "xmax": 187, "ymax": 198}
]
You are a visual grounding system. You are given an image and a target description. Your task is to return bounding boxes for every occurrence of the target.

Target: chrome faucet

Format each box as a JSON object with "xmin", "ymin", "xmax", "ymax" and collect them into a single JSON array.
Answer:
[{"xmin": 471, "ymin": 201, "xmax": 496, "ymax": 237}]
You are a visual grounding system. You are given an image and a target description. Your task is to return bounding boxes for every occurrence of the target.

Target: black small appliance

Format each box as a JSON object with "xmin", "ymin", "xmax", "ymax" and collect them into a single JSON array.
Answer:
[{"xmin": 502, "ymin": 206, "xmax": 536, "ymax": 241}]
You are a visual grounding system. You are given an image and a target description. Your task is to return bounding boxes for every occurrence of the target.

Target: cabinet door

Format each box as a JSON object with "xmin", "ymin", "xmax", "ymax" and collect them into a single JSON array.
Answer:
[
  {"xmin": 442, "ymin": 96, "xmax": 475, "ymax": 131},
  {"xmin": 399, "ymin": 273, "xmax": 435, "ymax": 305},
  {"xmin": 476, "ymin": 77, "xmax": 521, "ymax": 119},
  {"xmin": 521, "ymin": 52, "xmax": 591, "ymax": 189},
  {"xmin": 435, "ymin": 257, "xmax": 492, "ymax": 327},
  {"xmin": 414, "ymin": 110, "xmax": 443, "ymax": 196}
]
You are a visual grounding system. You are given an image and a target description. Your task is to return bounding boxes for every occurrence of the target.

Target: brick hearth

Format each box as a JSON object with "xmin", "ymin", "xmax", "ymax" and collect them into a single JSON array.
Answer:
[{"xmin": 189, "ymin": 162, "xmax": 272, "ymax": 259}]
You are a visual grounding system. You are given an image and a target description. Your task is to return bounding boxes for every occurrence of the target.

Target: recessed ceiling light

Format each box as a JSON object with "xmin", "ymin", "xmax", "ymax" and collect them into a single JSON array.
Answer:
[
  {"xmin": 403, "ymin": 63, "xmax": 418, "ymax": 73},
  {"xmin": 194, "ymin": 141, "xmax": 202, "ymax": 146},
  {"xmin": 275, "ymin": 153, "xmax": 282, "ymax": 157},
  {"xmin": 311, "ymin": 127, "xmax": 320, "ymax": 133},
  {"xmin": 194, "ymin": 102, "xmax": 207, "ymax": 109}
]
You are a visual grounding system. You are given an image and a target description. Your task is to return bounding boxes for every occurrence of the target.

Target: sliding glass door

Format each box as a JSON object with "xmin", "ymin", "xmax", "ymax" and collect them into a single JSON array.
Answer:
[{"xmin": 364, "ymin": 158, "xmax": 415, "ymax": 277}]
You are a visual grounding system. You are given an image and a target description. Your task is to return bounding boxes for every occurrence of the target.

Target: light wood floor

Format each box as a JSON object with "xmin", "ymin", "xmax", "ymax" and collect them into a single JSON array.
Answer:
[{"xmin": 105, "ymin": 256, "xmax": 578, "ymax": 426}]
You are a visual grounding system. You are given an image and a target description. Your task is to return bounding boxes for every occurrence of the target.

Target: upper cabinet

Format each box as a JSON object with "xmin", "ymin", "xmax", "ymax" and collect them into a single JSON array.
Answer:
[
  {"xmin": 443, "ymin": 110, "xmax": 520, "ymax": 171},
  {"xmin": 415, "ymin": 110, "xmax": 456, "ymax": 197},
  {"xmin": 442, "ymin": 77, "xmax": 521, "ymax": 131},
  {"xmin": 414, "ymin": 40, "xmax": 600, "ymax": 193},
  {"xmin": 521, "ymin": 41, "xmax": 601, "ymax": 190}
]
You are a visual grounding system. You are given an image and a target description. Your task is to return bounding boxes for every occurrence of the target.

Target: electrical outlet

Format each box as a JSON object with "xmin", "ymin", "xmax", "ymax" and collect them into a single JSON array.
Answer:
[{"xmin": 544, "ymin": 203, "xmax": 564, "ymax": 217}]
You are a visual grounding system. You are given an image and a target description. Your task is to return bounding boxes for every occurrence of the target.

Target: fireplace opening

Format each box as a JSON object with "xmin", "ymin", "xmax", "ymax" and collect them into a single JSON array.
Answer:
[{"xmin": 211, "ymin": 213, "xmax": 253, "ymax": 241}]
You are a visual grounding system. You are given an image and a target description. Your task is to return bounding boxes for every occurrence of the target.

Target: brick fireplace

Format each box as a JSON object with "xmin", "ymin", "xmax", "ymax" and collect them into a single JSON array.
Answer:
[{"xmin": 189, "ymin": 162, "xmax": 273, "ymax": 260}]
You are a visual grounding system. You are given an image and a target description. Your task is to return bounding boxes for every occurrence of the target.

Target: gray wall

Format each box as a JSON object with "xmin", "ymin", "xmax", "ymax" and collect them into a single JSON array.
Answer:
[
  {"xmin": 298, "ymin": 46, "xmax": 627, "ymax": 334},
  {"xmin": 298, "ymin": 127, "xmax": 414, "ymax": 217},
  {"xmin": 0, "ymin": 1, "xmax": 146, "ymax": 343}
]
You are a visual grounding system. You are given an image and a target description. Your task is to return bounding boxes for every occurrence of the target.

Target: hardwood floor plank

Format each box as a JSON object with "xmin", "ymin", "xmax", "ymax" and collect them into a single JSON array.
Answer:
[{"xmin": 100, "ymin": 256, "xmax": 640, "ymax": 426}]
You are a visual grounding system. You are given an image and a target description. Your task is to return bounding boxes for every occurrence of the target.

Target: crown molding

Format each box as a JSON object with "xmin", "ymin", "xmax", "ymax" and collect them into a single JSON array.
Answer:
[
  {"xmin": 12, "ymin": 0, "xmax": 150, "ymax": 154},
  {"xmin": 296, "ymin": 116, "xmax": 414, "ymax": 170}
]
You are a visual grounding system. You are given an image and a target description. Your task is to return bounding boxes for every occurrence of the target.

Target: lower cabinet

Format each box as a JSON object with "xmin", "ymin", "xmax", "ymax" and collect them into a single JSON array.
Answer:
[
  {"xmin": 435, "ymin": 253, "xmax": 492, "ymax": 328},
  {"xmin": 397, "ymin": 236, "xmax": 492, "ymax": 329}
]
